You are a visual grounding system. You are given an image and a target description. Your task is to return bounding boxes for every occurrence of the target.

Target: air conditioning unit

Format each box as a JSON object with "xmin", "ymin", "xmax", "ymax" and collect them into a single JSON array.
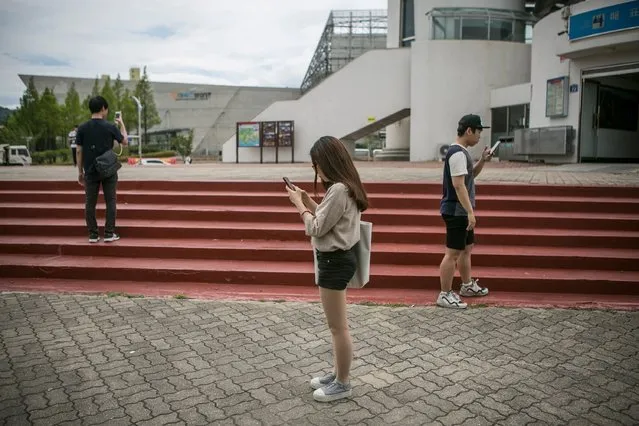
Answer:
[
  {"xmin": 437, "ymin": 144, "xmax": 450, "ymax": 161},
  {"xmin": 514, "ymin": 126, "xmax": 574, "ymax": 155}
]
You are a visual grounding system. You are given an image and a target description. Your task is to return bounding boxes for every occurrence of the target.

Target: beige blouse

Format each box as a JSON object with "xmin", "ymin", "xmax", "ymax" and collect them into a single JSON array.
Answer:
[{"xmin": 302, "ymin": 182, "xmax": 361, "ymax": 252}]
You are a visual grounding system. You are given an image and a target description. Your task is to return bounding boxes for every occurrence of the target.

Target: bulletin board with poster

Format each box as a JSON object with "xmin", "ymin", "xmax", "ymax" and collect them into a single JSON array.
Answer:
[
  {"xmin": 545, "ymin": 76, "xmax": 569, "ymax": 118},
  {"xmin": 260, "ymin": 121, "xmax": 281, "ymax": 164},
  {"xmin": 236, "ymin": 122, "xmax": 261, "ymax": 163},
  {"xmin": 235, "ymin": 120, "xmax": 295, "ymax": 163},
  {"xmin": 277, "ymin": 121, "xmax": 295, "ymax": 163}
]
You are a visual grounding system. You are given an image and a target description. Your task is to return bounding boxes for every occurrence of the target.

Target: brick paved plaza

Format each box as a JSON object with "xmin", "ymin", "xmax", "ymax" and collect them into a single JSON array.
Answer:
[
  {"xmin": 1, "ymin": 293, "xmax": 638, "ymax": 425},
  {"xmin": 1, "ymin": 161, "xmax": 639, "ymax": 186},
  {"xmin": 1, "ymin": 162, "xmax": 638, "ymax": 424}
]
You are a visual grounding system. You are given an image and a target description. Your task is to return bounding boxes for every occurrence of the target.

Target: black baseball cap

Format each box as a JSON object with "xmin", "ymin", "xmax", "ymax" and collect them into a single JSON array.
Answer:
[{"xmin": 458, "ymin": 114, "xmax": 490, "ymax": 130}]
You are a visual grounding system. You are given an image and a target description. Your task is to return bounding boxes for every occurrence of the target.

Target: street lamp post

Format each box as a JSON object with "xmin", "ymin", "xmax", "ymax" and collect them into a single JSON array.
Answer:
[{"xmin": 131, "ymin": 96, "xmax": 143, "ymax": 162}]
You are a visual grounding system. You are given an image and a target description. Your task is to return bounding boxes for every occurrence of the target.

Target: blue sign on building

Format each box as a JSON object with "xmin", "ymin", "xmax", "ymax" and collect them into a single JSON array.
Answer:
[{"xmin": 568, "ymin": 0, "xmax": 639, "ymax": 41}]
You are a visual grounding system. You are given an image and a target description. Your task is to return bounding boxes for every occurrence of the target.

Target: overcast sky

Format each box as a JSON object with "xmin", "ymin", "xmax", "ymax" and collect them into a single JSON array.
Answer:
[{"xmin": 0, "ymin": 0, "xmax": 387, "ymax": 108}]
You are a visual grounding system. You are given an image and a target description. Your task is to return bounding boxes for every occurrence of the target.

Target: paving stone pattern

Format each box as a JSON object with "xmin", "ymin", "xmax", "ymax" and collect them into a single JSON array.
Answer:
[
  {"xmin": 2, "ymin": 162, "xmax": 639, "ymax": 186},
  {"xmin": 1, "ymin": 293, "xmax": 638, "ymax": 425}
]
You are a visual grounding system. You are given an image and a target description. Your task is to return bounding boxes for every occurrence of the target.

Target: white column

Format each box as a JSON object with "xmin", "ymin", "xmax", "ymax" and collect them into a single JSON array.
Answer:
[{"xmin": 385, "ymin": 117, "xmax": 410, "ymax": 149}]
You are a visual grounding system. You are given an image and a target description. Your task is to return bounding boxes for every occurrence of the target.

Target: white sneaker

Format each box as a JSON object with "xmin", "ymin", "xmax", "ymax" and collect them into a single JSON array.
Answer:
[
  {"xmin": 436, "ymin": 291, "xmax": 467, "ymax": 309},
  {"xmin": 460, "ymin": 279, "xmax": 489, "ymax": 297},
  {"xmin": 313, "ymin": 380, "xmax": 352, "ymax": 402}
]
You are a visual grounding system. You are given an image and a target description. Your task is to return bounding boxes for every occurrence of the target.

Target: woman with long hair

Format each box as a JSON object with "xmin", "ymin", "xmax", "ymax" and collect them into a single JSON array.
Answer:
[{"xmin": 286, "ymin": 136, "xmax": 369, "ymax": 402}]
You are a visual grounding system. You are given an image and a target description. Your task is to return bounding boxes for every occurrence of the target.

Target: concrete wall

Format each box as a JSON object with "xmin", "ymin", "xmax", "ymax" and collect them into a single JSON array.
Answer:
[
  {"xmin": 410, "ymin": 40, "xmax": 531, "ymax": 161},
  {"xmin": 387, "ymin": 0, "xmax": 401, "ymax": 48},
  {"xmin": 528, "ymin": 0, "xmax": 639, "ymax": 162},
  {"xmin": 20, "ymin": 74, "xmax": 299, "ymax": 157},
  {"xmin": 384, "ymin": 0, "xmax": 408, "ymax": 151},
  {"xmin": 223, "ymin": 48, "xmax": 411, "ymax": 163},
  {"xmin": 491, "ymin": 83, "xmax": 532, "ymax": 108}
]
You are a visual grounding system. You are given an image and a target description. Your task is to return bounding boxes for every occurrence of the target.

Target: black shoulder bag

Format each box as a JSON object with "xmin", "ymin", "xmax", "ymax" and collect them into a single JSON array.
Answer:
[{"xmin": 94, "ymin": 144, "xmax": 123, "ymax": 179}]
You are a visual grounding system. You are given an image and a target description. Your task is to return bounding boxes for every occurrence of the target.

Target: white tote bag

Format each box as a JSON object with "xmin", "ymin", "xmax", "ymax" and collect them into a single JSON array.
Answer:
[{"xmin": 314, "ymin": 221, "xmax": 372, "ymax": 289}]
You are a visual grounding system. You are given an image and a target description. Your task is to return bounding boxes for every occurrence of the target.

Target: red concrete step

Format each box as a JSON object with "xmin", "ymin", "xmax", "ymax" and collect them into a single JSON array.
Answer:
[
  {"xmin": 2, "ymin": 190, "xmax": 638, "ymax": 213},
  {"xmin": 1, "ymin": 254, "xmax": 637, "ymax": 294},
  {"xmin": 3, "ymin": 180, "xmax": 639, "ymax": 198},
  {"xmin": 3, "ymin": 278, "xmax": 639, "ymax": 310},
  {"xmin": 1, "ymin": 218, "xmax": 637, "ymax": 249},
  {"xmin": 2, "ymin": 203, "xmax": 637, "ymax": 231},
  {"xmin": 2, "ymin": 237, "xmax": 637, "ymax": 271}
]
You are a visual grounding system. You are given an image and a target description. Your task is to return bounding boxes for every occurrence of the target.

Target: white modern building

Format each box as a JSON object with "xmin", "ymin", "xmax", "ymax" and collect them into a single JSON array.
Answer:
[
  {"xmin": 223, "ymin": 0, "xmax": 639, "ymax": 163},
  {"xmin": 21, "ymin": 73, "xmax": 300, "ymax": 157}
]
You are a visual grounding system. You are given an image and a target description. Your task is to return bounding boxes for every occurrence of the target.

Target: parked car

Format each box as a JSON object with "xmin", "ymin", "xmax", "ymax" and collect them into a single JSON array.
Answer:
[
  {"xmin": 1, "ymin": 145, "xmax": 32, "ymax": 166},
  {"xmin": 139, "ymin": 158, "xmax": 170, "ymax": 166}
]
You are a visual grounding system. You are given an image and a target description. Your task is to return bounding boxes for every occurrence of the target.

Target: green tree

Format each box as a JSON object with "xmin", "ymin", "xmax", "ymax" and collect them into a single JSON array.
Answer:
[
  {"xmin": 62, "ymin": 82, "xmax": 85, "ymax": 131},
  {"xmin": 0, "ymin": 114, "xmax": 27, "ymax": 146},
  {"xmin": 0, "ymin": 106, "xmax": 14, "ymax": 125},
  {"xmin": 4, "ymin": 76, "xmax": 41, "ymax": 149},
  {"xmin": 134, "ymin": 66, "xmax": 161, "ymax": 145},
  {"xmin": 91, "ymin": 77, "xmax": 100, "ymax": 96},
  {"xmin": 113, "ymin": 74, "xmax": 124, "ymax": 112},
  {"xmin": 82, "ymin": 77, "xmax": 101, "ymax": 112},
  {"xmin": 120, "ymin": 88, "xmax": 138, "ymax": 135},
  {"xmin": 100, "ymin": 76, "xmax": 117, "ymax": 121},
  {"xmin": 35, "ymin": 88, "xmax": 62, "ymax": 151},
  {"xmin": 171, "ymin": 130, "xmax": 193, "ymax": 162}
]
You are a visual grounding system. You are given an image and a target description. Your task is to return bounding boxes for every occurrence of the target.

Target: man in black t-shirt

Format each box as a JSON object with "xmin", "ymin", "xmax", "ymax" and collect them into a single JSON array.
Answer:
[{"xmin": 76, "ymin": 96, "xmax": 128, "ymax": 243}]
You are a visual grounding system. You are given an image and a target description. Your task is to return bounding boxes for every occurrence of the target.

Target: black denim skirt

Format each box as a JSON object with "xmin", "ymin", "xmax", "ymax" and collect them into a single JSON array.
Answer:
[{"xmin": 316, "ymin": 247, "xmax": 357, "ymax": 291}]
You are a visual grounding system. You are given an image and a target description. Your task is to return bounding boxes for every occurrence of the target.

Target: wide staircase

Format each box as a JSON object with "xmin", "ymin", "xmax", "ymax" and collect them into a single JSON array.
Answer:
[{"xmin": 1, "ymin": 180, "xmax": 638, "ymax": 306}]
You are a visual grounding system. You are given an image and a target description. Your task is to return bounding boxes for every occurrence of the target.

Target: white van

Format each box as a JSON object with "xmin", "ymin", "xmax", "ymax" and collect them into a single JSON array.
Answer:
[{"xmin": 1, "ymin": 145, "xmax": 32, "ymax": 166}]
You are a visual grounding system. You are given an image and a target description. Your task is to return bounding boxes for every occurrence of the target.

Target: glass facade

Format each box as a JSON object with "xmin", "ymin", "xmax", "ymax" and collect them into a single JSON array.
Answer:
[
  {"xmin": 401, "ymin": 0, "xmax": 415, "ymax": 46},
  {"xmin": 431, "ymin": 8, "xmax": 534, "ymax": 43},
  {"xmin": 490, "ymin": 104, "xmax": 530, "ymax": 147}
]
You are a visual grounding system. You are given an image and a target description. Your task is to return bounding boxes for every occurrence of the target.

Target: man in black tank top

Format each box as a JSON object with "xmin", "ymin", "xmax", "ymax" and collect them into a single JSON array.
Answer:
[{"xmin": 437, "ymin": 115, "xmax": 492, "ymax": 309}]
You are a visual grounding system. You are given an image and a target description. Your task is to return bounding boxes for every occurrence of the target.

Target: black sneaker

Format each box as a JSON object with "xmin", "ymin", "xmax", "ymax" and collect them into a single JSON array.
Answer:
[
  {"xmin": 89, "ymin": 235, "xmax": 100, "ymax": 243},
  {"xmin": 104, "ymin": 233, "xmax": 120, "ymax": 243}
]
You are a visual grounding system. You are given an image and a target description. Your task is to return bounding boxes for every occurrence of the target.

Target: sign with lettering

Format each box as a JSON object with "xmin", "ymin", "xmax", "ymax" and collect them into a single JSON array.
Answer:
[
  {"xmin": 568, "ymin": 0, "xmax": 639, "ymax": 41},
  {"xmin": 170, "ymin": 91, "xmax": 212, "ymax": 101}
]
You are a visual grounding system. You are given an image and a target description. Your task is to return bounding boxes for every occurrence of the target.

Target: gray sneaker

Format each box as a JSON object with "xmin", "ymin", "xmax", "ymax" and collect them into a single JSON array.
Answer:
[
  {"xmin": 310, "ymin": 372, "xmax": 336, "ymax": 390},
  {"xmin": 313, "ymin": 380, "xmax": 352, "ymax": 402}
]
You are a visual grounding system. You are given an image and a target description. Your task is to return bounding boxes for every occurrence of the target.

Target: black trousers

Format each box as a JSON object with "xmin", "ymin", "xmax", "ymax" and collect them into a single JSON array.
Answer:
[
  {"xmin": 71, "ymin": 147, "xmax": 77, "ymax": 165},
  {"xmin": 85, "ymin": 173, "xmax": 118, "ymax": 236}
]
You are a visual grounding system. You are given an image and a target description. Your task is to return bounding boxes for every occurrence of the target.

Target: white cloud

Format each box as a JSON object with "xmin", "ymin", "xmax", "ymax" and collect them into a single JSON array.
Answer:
[{"xmin": 0, "ymin": 0, "xmax": 387, "ymax": 108}]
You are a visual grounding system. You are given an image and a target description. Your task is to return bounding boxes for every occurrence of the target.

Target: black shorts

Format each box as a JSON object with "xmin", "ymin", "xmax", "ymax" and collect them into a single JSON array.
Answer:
[
  {"xmin": 316, "ymin": 248, "xmax": 357, "ymax": 291},
  {"xmin": 442, "ymin": 215, "xmax": 475, "ymax": 250}
]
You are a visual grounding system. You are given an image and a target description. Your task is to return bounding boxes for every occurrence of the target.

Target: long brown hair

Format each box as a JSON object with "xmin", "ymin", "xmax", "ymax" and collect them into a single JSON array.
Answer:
[{"xmin": 310, "ymin": 136, "xmax": 369, "ymax": 212}]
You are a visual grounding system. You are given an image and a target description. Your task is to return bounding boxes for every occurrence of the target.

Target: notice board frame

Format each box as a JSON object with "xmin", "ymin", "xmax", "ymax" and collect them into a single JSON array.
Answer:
[{"xmin": 235, "ymin": 120, "xmax": 295, "ymax": 163}]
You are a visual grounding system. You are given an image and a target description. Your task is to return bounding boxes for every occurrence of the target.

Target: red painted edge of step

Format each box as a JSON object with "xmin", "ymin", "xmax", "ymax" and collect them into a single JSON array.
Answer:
[{"xmin": 2, "ymin": 279, "xmax": 638, "ymax": 311}]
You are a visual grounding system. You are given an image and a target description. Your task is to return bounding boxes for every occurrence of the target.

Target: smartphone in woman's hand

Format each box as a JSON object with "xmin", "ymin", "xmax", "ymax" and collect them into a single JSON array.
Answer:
[{"xmin": 283, "ymin": 177, "xmax": 295, "ymax": 190}]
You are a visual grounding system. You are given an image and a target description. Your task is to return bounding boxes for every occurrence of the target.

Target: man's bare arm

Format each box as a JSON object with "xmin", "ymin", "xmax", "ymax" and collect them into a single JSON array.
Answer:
[
  {"xmin": 473, "ymin": 147, "xmax": 493, "ymax": 178},
  {"xmin": 473, "ymin": 157, "xmax": 486, "ymax": 178},
  {"xmin": 452, "ymin": 175, "xmax": 474, "ymax": 215}
]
